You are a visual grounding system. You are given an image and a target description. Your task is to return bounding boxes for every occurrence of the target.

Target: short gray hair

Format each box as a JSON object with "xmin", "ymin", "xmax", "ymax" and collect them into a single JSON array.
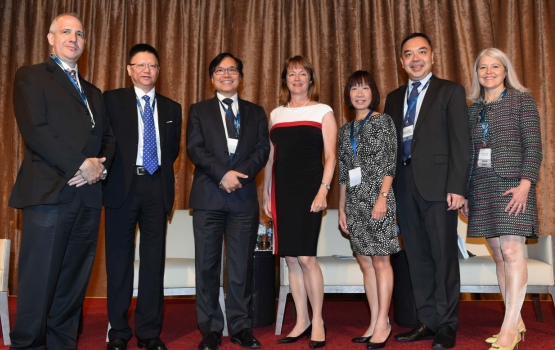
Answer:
[{"xmin": 48, "ymin": 13, "xmax": 85, "ymax": 36}]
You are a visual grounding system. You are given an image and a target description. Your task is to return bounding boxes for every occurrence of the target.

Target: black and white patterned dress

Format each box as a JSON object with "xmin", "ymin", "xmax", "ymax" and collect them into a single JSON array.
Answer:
[{"xmin": 338, "ymin": 113, "xmax": 400, "ymax": 256}]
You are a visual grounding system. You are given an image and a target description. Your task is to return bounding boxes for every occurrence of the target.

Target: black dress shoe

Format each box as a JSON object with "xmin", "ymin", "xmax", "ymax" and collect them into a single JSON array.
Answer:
[
  {"xmin": 432, "ymin": 326, "xmax": 456, "ymax": 349},
  {"xmin": 277, "ymin": 324, "xmax": 312, "ymax": 343},
  {"xmin": 137, "ymin": 337, "xmax": 167, "ymax": 350},
  {"xmin": 309, "ymin": 325, "xmax": 326, "ymax": 348},
  {"xmin": 230, "ymin": 328, "xmax": 262, "ymax": 349},
  {"xmin": 107, "ymin": 338, "xmax": 128, "ymax": 350},
  {"xmin": 198, "ymin": 332, "xmax": 222, "ymax": 350},
  {"xmin": 367, "ymin": 328, "xmax": 391, "ymax": 349},
  {"xmin": 394, "ymin": 324, "xmax": 436, "ymax": 342},
  {"xmin": 352, "ymin": 335, "xmax": 371, "ymax": 343}
]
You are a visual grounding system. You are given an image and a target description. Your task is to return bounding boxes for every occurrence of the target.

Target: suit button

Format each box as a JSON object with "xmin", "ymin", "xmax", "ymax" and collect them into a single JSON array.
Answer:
[{"xmin": 224, "ymin": 151, "xmax": 229, "ymax": 155}]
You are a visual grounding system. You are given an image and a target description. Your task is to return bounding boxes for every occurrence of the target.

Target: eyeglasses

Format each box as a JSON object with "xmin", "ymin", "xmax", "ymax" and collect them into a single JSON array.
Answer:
[
  {"xmin": 129, "ymin": 63, "xmax": 159, "ymax": 70},
  {"xmin": 214, "ymin": 67, "xmax": 239, "ymax": 76}
]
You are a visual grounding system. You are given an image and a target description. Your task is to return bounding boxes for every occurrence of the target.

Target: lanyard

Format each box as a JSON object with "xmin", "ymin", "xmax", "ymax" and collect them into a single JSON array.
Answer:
[
  {"xmin": 135, "ymin": 96, "xmax": 157, "ymax": 123},
  {"xmin": 403, "ymin": 77, "xmax": 432, "ymax": 126},
  {"xmin": 51, "ymin": 54, "xmax": 95, "ymax": 128},
  {"xmin": 349, "ymin": 109, "xmax": 374, "ymax": 157},
  {"xmin": 479, "ymin": 89, "xmax": 507, "ymax": 144},
  {"xmin": 219, "ymin": 100, "xmax": 241, "ymax": 136}
]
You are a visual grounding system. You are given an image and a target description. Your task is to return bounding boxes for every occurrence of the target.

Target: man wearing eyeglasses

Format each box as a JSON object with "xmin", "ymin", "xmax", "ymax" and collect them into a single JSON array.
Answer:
[
  {"xmin": 187, "ymin": 53, "xmax": 269, "ymax": 350},
  {"xmin": 103, "ymin": 43, "xmax": 182, "ymax": 350}
]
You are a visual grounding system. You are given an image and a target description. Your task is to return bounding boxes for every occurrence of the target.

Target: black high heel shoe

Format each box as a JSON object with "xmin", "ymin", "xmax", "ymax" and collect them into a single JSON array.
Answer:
[
  {"xmin": 277, "ymin": 324, "xmax": 312, "ymax": 344},
  {"xmin": 352, "ymin": 335, "xmax": 372, "ymax": 343},
  {"xmin": 309, "ymin": 325, "xmax": 326, "ymax": 349},
  {"xmin": 366, "ymin": 327, "xmax": 391, "ymax": 349}
]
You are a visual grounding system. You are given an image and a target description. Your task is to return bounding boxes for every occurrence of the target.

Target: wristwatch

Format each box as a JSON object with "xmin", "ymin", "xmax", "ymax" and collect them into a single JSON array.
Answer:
[
  {"xmin": 381, "ymin": 191, "xmax": 388, "ymax": 197},
  {"xmin": 321, "ymin": 182, "xmax": 330, "ymax": 190}
]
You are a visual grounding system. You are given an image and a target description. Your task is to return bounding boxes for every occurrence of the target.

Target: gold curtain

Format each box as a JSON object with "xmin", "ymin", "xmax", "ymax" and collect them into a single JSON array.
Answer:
[{"xmin": 1, "ymin": 0, "xmax": 553, "ymax": 296}]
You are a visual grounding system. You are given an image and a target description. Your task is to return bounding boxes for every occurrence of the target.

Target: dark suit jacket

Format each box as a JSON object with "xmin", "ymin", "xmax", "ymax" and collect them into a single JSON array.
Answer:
[
  {"xmin": 187, "ymin": 97, "xmax": 270, "ymax": 212},
  {"xmin": 9, "ymin": 57, "xmax": 115, "ymax": 209},
  {"xmin": 385, "ymin": 75, "xmax": 470, "ymax": 201},
  {"xmin": 102, "ymin": 87, "xmax": 182, "ymax": 214}
]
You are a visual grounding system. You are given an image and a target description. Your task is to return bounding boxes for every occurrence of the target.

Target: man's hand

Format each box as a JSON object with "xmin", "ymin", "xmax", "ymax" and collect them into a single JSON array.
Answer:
[
  {"xmin": 446, "ymin": 193, "xmax": 465, "ymax": 211},
  {"xmin": 77, "ymin": 157, "xmax": 106, "ymax": 185},
  {"xmin": 219, "ymin": 170, "xmax": 248, "ymax": 193}
]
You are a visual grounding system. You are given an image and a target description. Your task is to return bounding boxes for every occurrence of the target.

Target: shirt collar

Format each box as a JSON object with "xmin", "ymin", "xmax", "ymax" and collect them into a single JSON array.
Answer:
[
  {"xmin": 216, "ymin": 92, "xmax": 238, "ymax": 105},
  {"xmin": 409, "ymin": 72, "xmax": 433, "ymax": 90},
  {"xmin": 51, "ymin": 54, "xmax": 79, "ymax": 74},
  {"xmin": 134, "ymin": 86, "xmax": 156, "ymax": 102}
]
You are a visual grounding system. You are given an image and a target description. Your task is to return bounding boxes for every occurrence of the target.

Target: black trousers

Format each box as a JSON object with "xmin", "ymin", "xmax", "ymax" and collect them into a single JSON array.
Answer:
[
  {"xmin": 10, "ymin": 192, "xmax": 100, "ymax": 350},
  {"xmin": 105, "ymin": 172, "xmax": 166, "ymax": 341},
  {"xmin": 192, "ymin": 207, "xmax": 258, "ymax": 335},
  {"xmin": 395, "ymin": 164, "xmax": 460, "ymax": 332}
]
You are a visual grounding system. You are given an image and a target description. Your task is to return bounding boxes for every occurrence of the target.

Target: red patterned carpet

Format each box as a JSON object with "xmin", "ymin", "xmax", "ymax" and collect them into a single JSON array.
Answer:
[{"xmin": 1, "ymin": 297, "xmax": 554, "ymax": 349}]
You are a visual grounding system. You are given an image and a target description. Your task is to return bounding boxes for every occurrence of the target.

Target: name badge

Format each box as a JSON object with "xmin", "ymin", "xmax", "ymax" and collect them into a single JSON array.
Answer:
[
  {"xmin": 227, "ymin": 138, "xmax": 238, "ymax": 154},
  {"xmin": 477, "ymin": 148, "xmax": 492, "ymax": 168},
  {"xmin": 349, "ymin": 167, "xmax": 362, "ymax": 187},
  {"xmin": 402, "ymin": 125, "xmax": 414, "ymax": 142}
]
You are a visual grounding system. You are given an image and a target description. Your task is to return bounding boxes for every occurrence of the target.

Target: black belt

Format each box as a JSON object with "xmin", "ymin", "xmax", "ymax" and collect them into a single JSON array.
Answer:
[
  {"xmin": 401, "ymin": 158, "xmax": 411, "ymax": 166},
  {"xmin": 135, "ymin": 166, "xmax": 160, "ymax": 175}
]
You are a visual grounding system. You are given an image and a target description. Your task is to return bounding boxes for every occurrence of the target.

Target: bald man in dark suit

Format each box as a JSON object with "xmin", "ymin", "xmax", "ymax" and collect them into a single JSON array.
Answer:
[{"xmin": 9, "ymin": 13, "xmax": 115, "ymax": 349}]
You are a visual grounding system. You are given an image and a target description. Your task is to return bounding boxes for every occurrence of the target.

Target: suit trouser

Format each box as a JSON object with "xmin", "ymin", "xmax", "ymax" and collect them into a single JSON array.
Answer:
[
  {"xmin": 10, "ymin": 193, "xmax": 100, "ymax": 350},
  {"xmin": 192, "ymin": 207, "xmax": 258, "ymax": 335},
  {"xmin": 395, "ymin": 164, "xmax": 460, "ymax": 332},
  {"xmin": 105, "ymin": 172, "xmax": 166, "ymax": 341}
]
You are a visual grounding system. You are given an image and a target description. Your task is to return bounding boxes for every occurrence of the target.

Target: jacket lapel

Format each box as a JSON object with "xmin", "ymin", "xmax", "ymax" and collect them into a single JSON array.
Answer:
[
  {"xmin": 46, "ymin": 58, "xmax": 86, "ymax": 107},
  {"xmin": 235, "ymin": 98, "xmax": 250, "ymax": 152},
  {"xmin": 155, "ymin": 93, "xmax": 167, "ymax": 149},
  {"xmin": 125, "ymin": 87, "xmax": 140, "ymax": 149},
  {"xmin": 414, "ymin": 75, "xmax": 439, "ymax": 135}
]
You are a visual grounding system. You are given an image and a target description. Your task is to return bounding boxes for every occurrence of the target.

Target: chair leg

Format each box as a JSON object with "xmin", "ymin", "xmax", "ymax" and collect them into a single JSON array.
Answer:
[
  {"xmin": 531, "ymin": 293, "xmax": 543, "ymax": 322},
  {"xmin": 0, "ymin": 292, "xmax": 10, "ymax": 346},
  {"xmin": 219, "ymin": 287, "xmax": 228, "ymax": 336},
  {"xmin": 275, "ymin": 286, "xmax": 289, "ymax": 335}
]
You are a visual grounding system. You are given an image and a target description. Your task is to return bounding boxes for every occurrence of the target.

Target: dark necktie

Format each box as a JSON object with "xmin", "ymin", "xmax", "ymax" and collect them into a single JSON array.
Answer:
[
  {"xmin": 402, "ymin": 81, "xmax": 421, "ymax": 161},
  {"xmin": 223, "ymin": 98, "xmax": 239, "ymax": 139},
  {"xmin": 68, "ymin": 69, "xmax": 79, "ymax": 84},
  {"xmin": 142, "ymin": 95, "xmax": 159, "ymax": 174}
]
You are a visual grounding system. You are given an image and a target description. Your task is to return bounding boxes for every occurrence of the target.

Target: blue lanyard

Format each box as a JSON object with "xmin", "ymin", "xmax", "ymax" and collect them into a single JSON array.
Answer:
[
  {"xmin": 403, "ymin": 77, "xmax": 432, "ymax": 126},
  {"xmin": 51, "ymin": 54, "xmax": 95, "ymax": 128},
  {"xmin": 219, "ymin": 100, "xmax": 241, "ymax": 136},
  {"xmin": 135, "ymin": 96, "xmax": 157, "ymax": 123},
  {"xmin": 349, "ymin": 109, "xmax": 374, "ymax": 158},
  {"xmin": 479, "ymin": 89, "xmax": 507, "ymax": 145}
]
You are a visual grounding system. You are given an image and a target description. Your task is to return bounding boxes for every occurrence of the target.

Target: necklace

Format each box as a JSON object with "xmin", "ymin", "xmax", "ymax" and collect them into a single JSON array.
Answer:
[
  {"xmin": 484, "ymin": 89, "xmax": 505, "ymax": 104},
  {"xmin": 287, "ymin": 98, "xmax": 310, "ymax": 108}
]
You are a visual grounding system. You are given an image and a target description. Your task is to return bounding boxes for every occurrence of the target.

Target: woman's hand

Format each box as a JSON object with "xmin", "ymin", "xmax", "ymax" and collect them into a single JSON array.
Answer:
[
  {"xmin": 504, "ymin": 179, "xmax": 531, "ymax": 216},
  {"xmin": 310, "ymin": 188, "xmax": 328, "ymax": 212},
  {"xmin": 262, "ymin": 194, "xmax": 272, "ymax": 218},
  {"xmin": 371, "ymin": 197, "xmax": 387, "ymax": 220},
  {"xmin": 339, "ymin": 210, "xmax": 349, "ymax": 234}
]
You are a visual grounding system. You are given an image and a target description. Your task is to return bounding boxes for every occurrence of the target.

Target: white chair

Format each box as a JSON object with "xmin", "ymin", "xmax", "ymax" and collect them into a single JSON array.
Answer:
[
  {"xmin": 458, "ymin": 217, "xmax": 555, "ymax": 320},
  {"xmin": 107, "ymin": 210, "xmax": 227, "ymax": 340},
  {"xmin": 0, "ymin": 239, "xmax": 11, "ymax": 345},
  {"xmin": 275, "ymin": 209, "xmax": 363, "ymax": 334}
]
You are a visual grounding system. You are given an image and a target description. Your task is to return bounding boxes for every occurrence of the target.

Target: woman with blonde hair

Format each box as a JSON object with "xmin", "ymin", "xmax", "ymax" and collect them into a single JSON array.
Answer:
[{"xmin": 462, "ymin": 48, "xmax": 542, "ymax": 350}]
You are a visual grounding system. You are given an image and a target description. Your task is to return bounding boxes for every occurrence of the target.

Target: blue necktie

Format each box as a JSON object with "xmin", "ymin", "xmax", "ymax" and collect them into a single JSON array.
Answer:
[
  {"xmin": 142, "ymin": 95, "xmax": 159, "ymax": 174},
  {"xmin": 402, "ymin": 81, "xmax": 421, "ymax": 161}
]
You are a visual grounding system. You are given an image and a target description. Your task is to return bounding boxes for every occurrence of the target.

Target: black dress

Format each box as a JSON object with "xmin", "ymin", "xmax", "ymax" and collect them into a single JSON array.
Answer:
[{"xmin": 270, "ymin": 103, "xmax": 332, "ymax": 256}]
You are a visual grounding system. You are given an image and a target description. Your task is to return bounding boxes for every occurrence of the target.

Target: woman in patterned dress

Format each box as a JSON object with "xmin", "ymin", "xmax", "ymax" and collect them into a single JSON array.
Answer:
[
  {"xmin": 461, "ymin": 48, "xmax": 542, "ymax": 350},
  {"xmin": 263, "ymin": 56, "xmax": 337, "ymax": 348},
  {"xmin": 338, "ymin": 71, "xmax": 399, "ymax": 349}
]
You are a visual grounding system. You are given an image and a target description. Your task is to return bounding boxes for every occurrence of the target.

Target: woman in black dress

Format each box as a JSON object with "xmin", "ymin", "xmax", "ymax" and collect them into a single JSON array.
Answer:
[{"xmin": 263, "ymin": 56, "xmax": 337, "ymax": 348}]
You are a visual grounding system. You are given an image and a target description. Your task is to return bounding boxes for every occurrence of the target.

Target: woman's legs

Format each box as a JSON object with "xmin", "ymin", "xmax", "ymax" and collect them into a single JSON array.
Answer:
[
  {"xmin": 297, "ymin": 256, "xmax": 325, "ymax": 341},
  {"xmin": 284, "ymin": 256, "xmax": 311, "ymax": 337},
  {"xmin": 369, "ymin": 255, "xmax": 394, "ymax": 343},
  {"xmin": 355, "ymin": 254, "xmax": 378, "ymax": 337},
  {"xmin": 487, "ymin": 235, "xmax": 527, "ymax": 346}
]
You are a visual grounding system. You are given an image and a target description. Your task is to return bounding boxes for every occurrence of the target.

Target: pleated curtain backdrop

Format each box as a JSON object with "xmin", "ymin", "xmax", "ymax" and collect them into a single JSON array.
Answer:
[{"xmin": 1, "ymin": 0, "xmax": 554, "ymax": 295}]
